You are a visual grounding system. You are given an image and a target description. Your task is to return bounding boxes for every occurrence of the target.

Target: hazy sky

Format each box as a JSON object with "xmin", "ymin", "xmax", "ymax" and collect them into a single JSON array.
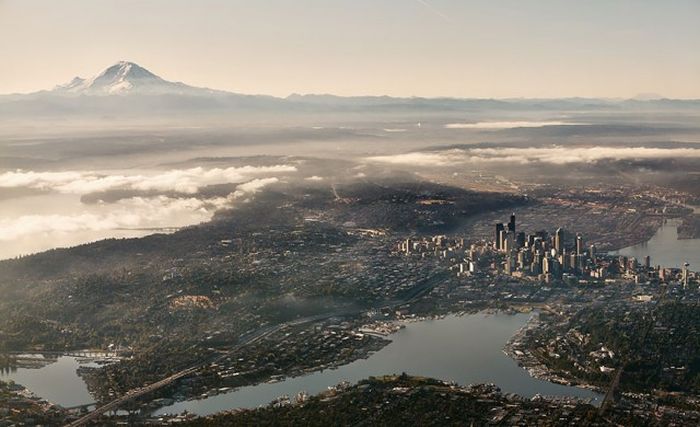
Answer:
[{"xmin": 1, "ymin": 0, "xmax": 699, "ymax": 98}]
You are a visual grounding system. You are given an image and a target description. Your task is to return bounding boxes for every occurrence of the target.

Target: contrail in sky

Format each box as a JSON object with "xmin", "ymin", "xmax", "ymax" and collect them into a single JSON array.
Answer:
[{"xmin": 414, "ymin": 0, "xmax": 452, "ymax": 23}]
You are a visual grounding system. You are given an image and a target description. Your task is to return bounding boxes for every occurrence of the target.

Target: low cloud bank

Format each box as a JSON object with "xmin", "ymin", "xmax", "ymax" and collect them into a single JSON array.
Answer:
[
  {"xmin": 367, "ymin": 146, "xmax": 700, "ymax": 166},
  {"xmin": 0, "ymin": 177, "xmax": 280, "ymax": 243},
  {"xmin": 445, "ymin": 121, "xmax": 579, "ymax": 129},
  {"xmin": 0, "ymin": 196, "xmax": 225, "ymax": 241},
  {"xmin": 0, "ymin": 165, "xmax": 296, "ymax": 195}
]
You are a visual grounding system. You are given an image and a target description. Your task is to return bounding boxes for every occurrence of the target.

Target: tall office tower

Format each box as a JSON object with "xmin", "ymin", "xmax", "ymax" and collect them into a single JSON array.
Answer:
[
  {"xmin": 404, "ymin": 238, "xmax": 412, "ymax": 254},
  {"xmin": 504, "ymin": 232, "xmax": 514, "ymax": 253},
  {"xmin": 576, "ymin": 254, "xmax": 585, "ymax": 274},
  {"xmin": 531, "ymin": 260, "xmax": 541, "ymax": 275},
  {"xmin": 644, "ymin": 255, "xmax": 651, "ymax": 270},
  {"xmin": 499, "ymin": 230, "xmax": 507, "ymax": 252},
  {"xmin": 560, "ymin": 249, "xmax": 569, "ymax": 271},
  {"xmin": 531, "ymin": 250, "xmax": 543, "ymax": 275},
  {"xmin": 570, "ymin": 252, "xmax": 578, "ymax": 273},
  {"xmin": 683, "ymin": 263, "xmax": 690, "ymax": 289},
  {"xmin": 590, "ymin": 244, "xmax": 597, "ymax": 262},
  {"xmin": 551, "ymin": 258, "xmax": 563, "ymax": 280},
  {"xmin": 618, "ymin": 256, "xmax": 627, "ymax": 273},
  {"xmin": 516, "ymin": 232, "xmax": 526, "ymax": 249},
  {"xmin": 542, "ymin": 256, "xmax": 551, "ymax": 275},
  {"xmin": 576, "ymin": 234, "xmax": 583, "ymax": 255},
  {"xmin": 508, "ymin": 213, "xmax": 516, "ymax": 233},
  {"xmin": 505, "ymin": 253, "xmax": 515, "ymax": 274},
  {"xmin": 554, "ymin": 228, "xmax": 564, "ymax": 254},
  {"xmin": 527, "ymin": 234, "xmax": 536, "ymax": 248},
  {"xmin": 495, "ymin": 223, "xmax": 505, "ymax": 250}
]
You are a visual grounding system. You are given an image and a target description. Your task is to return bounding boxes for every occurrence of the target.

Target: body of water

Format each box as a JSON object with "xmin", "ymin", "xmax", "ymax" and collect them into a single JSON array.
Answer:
[
  {"xmin": 612, "ymin": 215, "xmax": 700, "ymax": 269},
  {"xmin": 156, "ymin": 312, "xmax": 601, "ymax": 416},
  {"xmin": 0, "ymin": 355, "xmax": 96, "ymax": 408}
]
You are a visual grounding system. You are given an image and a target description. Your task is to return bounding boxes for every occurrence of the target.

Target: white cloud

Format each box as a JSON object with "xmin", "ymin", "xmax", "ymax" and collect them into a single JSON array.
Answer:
[
  {"xmin": 445, "ymin": 121, "xmax": 579, "ymax": 129},
  {"xmin": 0, "ymin": 195, "xmax": 229, "ymax": 242},
  {"xmin": 0, "ymin": 165, "xmax": 297, "ymax": 195},
  {"xmin": 366, "ymin": 150, "xmax": 467, "ymax": 166},
  {"xmin": 304, "ymin": 175, "xmax": 324, "ymax": 181},
  {"xmin": 0, "ymin": 177, "xmax": 281, "ymax": 256},
  {"xmin": 367, "ymin": 146, "xmax": 700, "ymax": 166},
  {"xmin": 230, "ymin": 177, "xmax": 280, "ymax": 199}
]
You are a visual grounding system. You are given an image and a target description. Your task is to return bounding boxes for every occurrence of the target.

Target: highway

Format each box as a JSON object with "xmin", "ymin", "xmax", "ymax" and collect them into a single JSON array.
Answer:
[
  {"xmin": 599, "ymin": 284, "xmax": 667, "ymax": 413},
  {"xmin": 64, "ymin": 321, "xmax": 281, "ymax": 427},
  {"xmin": 64, "ymin": 273, "xmax": 444, "ymax": 426}
]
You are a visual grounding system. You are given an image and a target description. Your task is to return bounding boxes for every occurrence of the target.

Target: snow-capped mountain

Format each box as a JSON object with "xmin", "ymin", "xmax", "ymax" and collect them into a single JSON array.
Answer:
[
  {"xmin": 1, "ymin": 61, "xmax": 698, "ymax": 122},
  {"xmin": 0, "ymin": 61, "xmax": 287, "ymax": 119},
  {"xmin": 53, "ymin": 61, "xmax": 216, "ymax": 96}
]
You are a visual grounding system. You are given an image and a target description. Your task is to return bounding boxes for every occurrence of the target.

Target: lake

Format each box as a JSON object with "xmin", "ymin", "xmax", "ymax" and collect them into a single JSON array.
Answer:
[
  {"xmin": 1, "ymin": 313, "xmax": 602, "ymax": 414},
  {"xmin": 155, "ymin": 312, "xmax": 601, "ymax": 416},
  {"xmin": 0, "ymin": 355, "xmax": 96, "ymax": 408}
]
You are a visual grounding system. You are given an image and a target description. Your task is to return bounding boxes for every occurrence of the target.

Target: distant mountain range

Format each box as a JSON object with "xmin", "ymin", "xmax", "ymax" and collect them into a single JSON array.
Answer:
[{"xmin": 1, "ymin": 61, "xmax": 699, "ymax": 119}]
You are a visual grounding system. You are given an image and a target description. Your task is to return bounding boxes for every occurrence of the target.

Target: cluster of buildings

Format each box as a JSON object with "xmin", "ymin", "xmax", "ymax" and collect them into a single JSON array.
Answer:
[
  {"xmin": 397, "ymin": 213, "xmax": 695, "ymax": 287},
  {"xmin": 0, "ymin": 380, "xmax": 66, "ymax": 426}
]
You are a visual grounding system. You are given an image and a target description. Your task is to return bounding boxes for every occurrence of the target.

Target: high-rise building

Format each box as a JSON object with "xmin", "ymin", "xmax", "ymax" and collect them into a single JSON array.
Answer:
[
  {"xmin": 551, "ymin": 258, "xmax": 562, "ymax": 280},
  {"xmin": 505, "ymin": 253, "xmax": 514, "ymax": 274},
  {"xmin": 570, "ymin": 252, "xmax": 578, "ymax": 272},
  {"xmin": 542, "ymin": 256, "xmax": 551, "ymax": 275},
  {"xmin": 644, "ymin": 256, "xmax": 651, "ymax": 270},
  {"xmin": 516, "ymin": 231, "xmax": 526, "ymax": 249},
  {"xmin": 576, "ymin": 234, "xmax": 583, "ymax": 255},
  {"xmin": 560, "ymin": 249, "xmax": 569, "ymax": 271},
  {"xmin": 508, "ymin": 213, "xmax": 516, "ymax": 233},
  {"xmin": 527, "ymin": 234, "xmax": 536, "ymax": 248},
  {"xmin": 517, "ymin": 250, "xmax": 526, "ymax": 270},
  {"xmin": 590, "ymin": 244, "xmax": 597, "ymax": 262},
  {"xmin": 618, "ymin": 256, "xmax": 627, "ymax": 273},
  {"xmin": 504, "ymin": 232, "xmax": 514, "ymax": 253},
  {"xmin": 683, "ymin": 263, "xmax": 690, "ymax": 289},
  {"xmin": 495, "ymin": 223, "xmax": 505, "ymax": 250},
  {"xmin": 554, "ymin": 228, "xmax": 564, "ymax": 254}
]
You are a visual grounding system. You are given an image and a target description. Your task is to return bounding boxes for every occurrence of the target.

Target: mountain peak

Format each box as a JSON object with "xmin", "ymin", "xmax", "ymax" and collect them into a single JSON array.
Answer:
[
  {"xmin": 53, "ymin": 61, "xmax": 190, "ymax": 95},
  {"xmin": 99, "ymin": 61, "xmax": 158, "ymax": 80}
]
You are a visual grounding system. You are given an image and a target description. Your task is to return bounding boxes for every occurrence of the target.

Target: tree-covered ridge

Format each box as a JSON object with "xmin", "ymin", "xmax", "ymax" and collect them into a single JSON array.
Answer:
[{"xmin": 183, "ymin": 375, "xmax": 659, "ymax": 426}]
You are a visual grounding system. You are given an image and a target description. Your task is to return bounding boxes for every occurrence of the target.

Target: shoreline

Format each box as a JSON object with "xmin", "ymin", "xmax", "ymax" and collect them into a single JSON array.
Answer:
[{"xmin": 502, "ymin": 312, "xmax": 605, "ymax": 402}]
